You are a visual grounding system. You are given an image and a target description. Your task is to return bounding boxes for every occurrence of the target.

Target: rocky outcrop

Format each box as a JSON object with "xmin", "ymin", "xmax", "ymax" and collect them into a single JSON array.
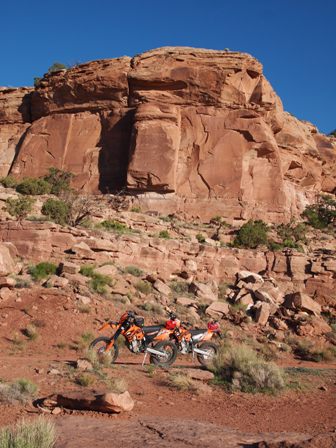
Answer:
[
  {"xmin": 0, "ymin": 87, "xmax": 32, "ymax": 177},
  {"xmin": 1, "ymin": 47, "xmax": 335, "ymax": 221}
]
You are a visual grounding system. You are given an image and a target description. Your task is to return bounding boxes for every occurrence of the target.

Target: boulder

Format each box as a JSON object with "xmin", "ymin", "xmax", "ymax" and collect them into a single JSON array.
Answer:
[
  {"xmin": 254, "ymin": 302, "xmax": 270, "ymax": 325},
  {"xmin": 237, "ymin": 271, "xmax": 264, "ymax": 285},
  {"xmin": 205, "ymin": 301, "xmax": 229, "ymax": 318},
  {"xmin": 71, "ymin": 242, "xmax": 94, "ymax": 259},
  {"xmin": 254, "ymin": 283, "xmax": 283, "ymax": 305},
  {"xmin": 59, "ymin": 261, "xmax": 80, "ymax": 275},
  {"xmin": 190, "ymin": 281, "xmax": 217, "ymax": 302},
  {"xmin": 45, "ymin": 275, "xmax": 69, "ymax": 288},
  {"xmin": 175, "ymin": 296, "xmax": 198, "ymax": 307},
  {"xmin": 54, "ymin": 390, "xmax": 134, "ymax": 413},
  {"xmin": 94, "ymin": 264, "xmax": 118, "ymax": 277},
  {"xmin": 153, "ymin": 279, "xmax": 171, "ymax": 296},
  {"xmin": 285, "ymin": 292, "xmax": 321, "ymax": 316},
  {"xmin": 0, "ymin": 243, "xmax": 16, "ymax": 276}
]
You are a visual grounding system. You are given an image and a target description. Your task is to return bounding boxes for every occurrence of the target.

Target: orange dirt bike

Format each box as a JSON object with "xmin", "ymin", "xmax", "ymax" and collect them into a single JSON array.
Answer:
[
  {"xmin": 89, "ymin": 311, "xmax": 177, "ymax": 367},
  {"xmin": 164, "ymin": 312, "xmax": 222, "ymax": 367}
]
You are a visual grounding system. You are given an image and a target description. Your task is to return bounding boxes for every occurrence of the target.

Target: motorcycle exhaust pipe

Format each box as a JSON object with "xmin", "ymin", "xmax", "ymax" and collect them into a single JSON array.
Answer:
[
  {"xmin": 193, "ymin": 347, "xmax": 212, "ymax": 356},
  {"xmin": 146, "ymin": 347, "xmax": 168, "ymax": 358}
]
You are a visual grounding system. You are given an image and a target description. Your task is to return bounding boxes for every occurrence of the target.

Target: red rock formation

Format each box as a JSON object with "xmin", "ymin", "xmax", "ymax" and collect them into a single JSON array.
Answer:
[{"xmin": 0, "ymin": 47, "xmax": 335, "ymax": 221}]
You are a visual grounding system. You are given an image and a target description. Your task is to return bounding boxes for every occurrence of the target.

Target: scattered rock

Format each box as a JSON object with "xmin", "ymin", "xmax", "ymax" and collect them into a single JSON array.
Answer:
[
  {"xmin": 76, "ymin": 359, "xmax": 93, "ymax": 371},
  {"xmin": 254, "ymin": 302, "xmax": 270, "ymax": 326},
  {"xmin": 153, "ymin": 279, "xmax": 171, "ymax": 296},
  {"xmin": 59, "ymin": 261, "xmax": 80, "ymax": 275},
  {"xmin": 206, "ymin": 301, "xmax": 229, "ymax": 318},
  {"xmin": 285, "ymin": 292, "xmax": 321, "ymax": 316},
  {"xmin": 190, "ymin": 282, "xmax": 217, "ymax": 303}
]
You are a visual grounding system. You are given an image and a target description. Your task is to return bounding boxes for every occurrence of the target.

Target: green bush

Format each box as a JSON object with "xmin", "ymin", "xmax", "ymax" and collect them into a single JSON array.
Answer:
[
  {"xmin": 158, "ymin": 230, "xmax": 170, "ymax": 239},
  {"xmin": 16, "ymin": 178, "xmax": 51, "ymax": 195},
  {"xmin": 99, "ymin": 220, "xmax": 129, "ymax": 233},
  {"xmin": 48, "ymin": 62, "xmax": 68, "ymax": 73},
  {"xmin": 211, "ymin": 343, "xmax": 285, "ymax": 394},
  {"xmin": 43, "ymin": 167, "xmax": 72, "ymax": 196},
  {"xmin": 328, "ymin": 129, "xmax": 336, "ymax": 137},
  {"xmin": 41, "ymin": 198, "xmax": 70, "ymax": 225},
  {"xmin": 79, "ymin": 265, "xmax": 96, "ymax": 277},
  {"xmin": 124, "ymin": 265, "xmax": 143, "ymax": 277},
  {"xmin": 0, "ymin": 176, "xmax": 18, "ymax": 188},
  {"xmin": 233, "ymin": 220, "xmax": 268, "ymax": 249},
  {"xmin": 34, "ymin": 77, "xmax": 42, "ymax": 88},
  {"xmin": 302, "ymin": 195, "xmax": 336, "ymax": 229},
  {"xmin": 169, "ymin": 281, "xmax": 189, "ymax": 295},
  {"xmin": 135, "ymin": 280, "xmax": 152, "ymax": 295},
  {"xmin": 5, "ymin": 197, "xmax": 34, "ymax": 220},
  {"xmin": 28, "ymin": 262, "xmax": 57, "ymax": 281},
  {"xmin": 79, "ymin": 265, "xmax": 113, "ymax": 294},
  {"xmin": 288, "ymin": 338, "xmax": 336, "ymax": 362},
  {"xmin": 196, "ymin": 233, "xmax": 206, "ymax": 243},
  {"xmin": 0, "ymin": 417, "xmax": 56, "ymax": 448},
  {"xmin": 0, "ymin": 379, "xmax": 38, "ymax": 403}
]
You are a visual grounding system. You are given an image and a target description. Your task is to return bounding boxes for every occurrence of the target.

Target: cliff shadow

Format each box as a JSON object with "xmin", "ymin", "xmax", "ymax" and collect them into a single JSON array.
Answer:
[{"xmin": 98, "ymin": 109, "xmax": 134, "ymax": 193}]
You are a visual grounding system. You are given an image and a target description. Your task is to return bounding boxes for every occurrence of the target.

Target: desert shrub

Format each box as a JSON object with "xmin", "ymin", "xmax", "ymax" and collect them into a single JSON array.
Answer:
[
  {"xmin": 0, "ymin": 417, "xmax": 56, "ymax": 448},
  {"xmin": 0, "ymin": 175, "xmax": 18, "ymax": 188},
  {"xmin": 168, "ymin": 372, "xmax": 198, "ymax": 391},
  {"xmin": 79, "ymin": 265, "xmax": 113, "ymax": 294},
  {"xmin": 288, "ymin": 338, "xmax": 336, "ymax": 362},
  {"xmin": 99, "ymin": 220, "xmax": 129, "ymax": 233},
  {"xmin": 158, "ymin": 230, "xmax": 170, "ymax": 239},
  {"xmin": 16, "ymin": 178, "xmax": 51, "ymax": 195},
  {"xmin": 48, "ymin": 62, "xmax": 68, "ymax": 73},
  {"xmin": 135, "ymin": 280, "xmax": 152, "ymax": 295},
  {"xmin": 107, "ymin": 377, "xmax": 128, "ymax": 393},
  {"xmin": 43, "ymin": 167, "xmax": 72, "ymax": 196},
  {"xmin": 0, "ymin": 379, "xmax": 38, "ymax": 403},
  {"xmin": 302, "ymin": 195, "xmax": 336, "ymax": 229},
  {"xmin": 34, "ymin": 76, "xmax": 42, "ymax": 87},
  {"xmin": 28, "ymin": 262, "xmax": 57, "ymax": 281},
  {"xmin": 328, "ymin": 129, "xmax": 336, "ymax": 137},
  {"xmin": 124, "ymin": 265, "xmax": 143, "ymax": 277},
  {"xmin": 130, "ymin": 206, "xmax": 141, "ymax": 213},
  {"xmin": 90, "ymin": 274, "xmax": 113, "ymax": 294},
  {"xmin": 79, "ymin": 265, "xmax": 96, "ymax": 277},
  {"xmin": 196, "ymin": 233, "xmax": 206, "ymax": 243},
  {"xmin": 218, "ymin": 282, "xmax": 228, "ymax": 301},
  {"xmin": 75, "ymin": 373, "xmax": 94, "ymax": 387},
  {"xmin": 233, "ymin": 220, "xmax": 268, "ymax": 249},
  {"xmin": 141, "ymin": 302, "xmax": 164, "ymax": 315},
  {"xmin": 41, "ymin": 198, "xmax": 70, "ymax": 225},
  {"xmin": 211, "ymin": 343, "xmax": 285, "ymax": 394},
  {"xmin": 273, "ymin": 222, "xmax": 307, "ymax": 250},
  {"xmin": 169, "ymin": 281, "xmax": 189, "ymax": 295},
  {"xmin": 23, "ymin": 325, "xmax": 38, "ymax": 341},
  {"xmin": 5, "ymin": 197, "xmax": 35, "ymax": 220}
]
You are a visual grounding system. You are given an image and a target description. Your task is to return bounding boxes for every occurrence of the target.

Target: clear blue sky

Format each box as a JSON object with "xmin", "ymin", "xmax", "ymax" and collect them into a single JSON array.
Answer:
[{"xmin": 1, "ymin": 0, "xmax": 335, "ymax": 133}]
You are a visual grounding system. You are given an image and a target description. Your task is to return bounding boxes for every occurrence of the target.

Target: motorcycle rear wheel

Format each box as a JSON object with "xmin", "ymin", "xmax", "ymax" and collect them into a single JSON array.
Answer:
[
  {"xmin": 150, "ymin": 341, "xmax": 177, "ymax": 367},
  {"xmin": 89, "ymin": 336, "xmax": 119, "ymax": 364}
]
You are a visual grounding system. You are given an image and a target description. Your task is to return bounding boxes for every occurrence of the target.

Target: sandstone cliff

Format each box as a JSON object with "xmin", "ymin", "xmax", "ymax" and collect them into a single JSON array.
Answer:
[{"xmin": 0, "ymin": 47, "xmax": 335, "ymax": 222}]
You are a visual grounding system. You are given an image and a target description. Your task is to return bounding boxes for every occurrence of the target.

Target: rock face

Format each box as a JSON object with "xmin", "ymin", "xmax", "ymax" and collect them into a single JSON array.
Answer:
[{"xmin": 1, "ymin": 47, "xmax": 335, "ymax": 221}]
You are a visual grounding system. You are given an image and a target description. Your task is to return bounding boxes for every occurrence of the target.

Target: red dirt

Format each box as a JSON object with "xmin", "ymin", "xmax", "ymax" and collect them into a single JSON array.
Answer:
[{"xmin": 0, "ymin": 288, "xmax": 335, "ymax": 446}]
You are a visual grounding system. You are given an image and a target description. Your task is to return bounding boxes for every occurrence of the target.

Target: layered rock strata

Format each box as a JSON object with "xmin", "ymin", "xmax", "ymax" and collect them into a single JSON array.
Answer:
[{"xmin": 0, "ymin": 48, "xmax": 335, "ymax": 221}]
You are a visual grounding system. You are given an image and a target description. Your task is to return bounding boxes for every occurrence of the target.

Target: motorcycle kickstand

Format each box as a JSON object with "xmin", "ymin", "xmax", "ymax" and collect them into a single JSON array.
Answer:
[{"xmin": 142, "ymin": 352, "xmax": 148, "ymax": 367}]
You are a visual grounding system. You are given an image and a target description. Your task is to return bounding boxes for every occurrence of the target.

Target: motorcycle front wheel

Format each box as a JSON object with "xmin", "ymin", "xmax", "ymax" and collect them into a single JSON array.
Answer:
[
  {"xmin": 89, "ymin": 336, "xmax": 119, "ymax": 364},
  {"xmin": 150, "ymin": 341, "xmax": 177, "ymax": 367},
  {"xmin": 196, "ymin": 341, "xmax": 218, "ymax": 367}
]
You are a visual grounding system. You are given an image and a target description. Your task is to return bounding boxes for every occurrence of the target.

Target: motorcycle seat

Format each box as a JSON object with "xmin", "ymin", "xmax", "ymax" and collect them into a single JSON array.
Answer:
[
  {"xmin": 190, "ymin": 329, "xmax": 206, "ymax": 337},
  {"xmin": 142, "ymin": 325, "xmax": 164, "ymax": 333}
]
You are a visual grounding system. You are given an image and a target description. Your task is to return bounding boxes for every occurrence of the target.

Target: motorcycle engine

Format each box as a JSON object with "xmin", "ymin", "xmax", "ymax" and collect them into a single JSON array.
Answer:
[
  {"xmin": 129, "ymin": 337, "xmax": 141, "ymax": 353},
  {"xmin": 180, "ymin": 339, "xmax": 189, "ymax": 354}
]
